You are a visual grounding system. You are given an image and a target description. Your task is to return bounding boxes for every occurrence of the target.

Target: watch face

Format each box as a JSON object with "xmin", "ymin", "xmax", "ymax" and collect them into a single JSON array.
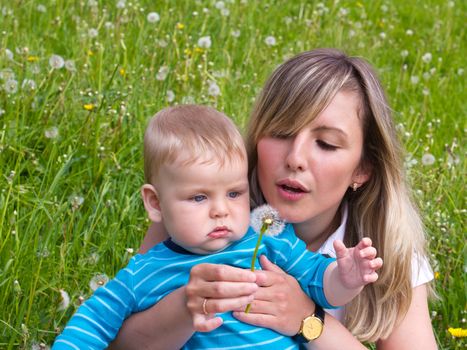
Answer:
[{"xmin": 302, "ymin": 316, "xmax": 324, "ymax": 340}]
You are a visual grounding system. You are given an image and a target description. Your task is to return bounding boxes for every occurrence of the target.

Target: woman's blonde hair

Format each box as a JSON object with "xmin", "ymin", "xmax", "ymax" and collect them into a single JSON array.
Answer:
[
  {"xmin": 144, "ymin": 104, "xmax": 246, "ymax": 184},
  {"xmin": 246, "ymin": 48, "xmax": 429, "ymax": 342}
]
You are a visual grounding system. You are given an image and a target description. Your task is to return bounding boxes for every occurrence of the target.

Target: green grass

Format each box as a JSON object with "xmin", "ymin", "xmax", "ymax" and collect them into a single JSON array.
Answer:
[{"xmin": 0, "ymin": 0, "xmax": 465, "ymax": 348}]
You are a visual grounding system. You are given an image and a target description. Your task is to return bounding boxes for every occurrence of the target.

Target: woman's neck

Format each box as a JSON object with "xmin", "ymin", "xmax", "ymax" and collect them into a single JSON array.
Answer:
[{"xmin": 293, "ymin": 205, "xmax": 342, "ymax": 252}]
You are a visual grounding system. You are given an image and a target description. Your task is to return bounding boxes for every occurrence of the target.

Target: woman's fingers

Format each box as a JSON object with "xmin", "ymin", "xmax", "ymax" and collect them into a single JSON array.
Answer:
[
  {"xmin": 202, "ymin": 294, "xmax": 255, "ymax": 314},
  {"xmin": 191, "ymin": 263, "xmax": 256, "ymax": 282}
]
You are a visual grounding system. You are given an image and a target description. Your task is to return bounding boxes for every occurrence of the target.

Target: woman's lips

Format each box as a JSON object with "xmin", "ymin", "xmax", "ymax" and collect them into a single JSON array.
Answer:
[{"xmin": 276, "ymin": 179, "xmax": 309, "ymax": 201}]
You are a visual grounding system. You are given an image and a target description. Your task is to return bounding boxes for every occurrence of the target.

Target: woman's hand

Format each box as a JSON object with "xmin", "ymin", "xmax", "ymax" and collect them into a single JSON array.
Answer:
[
  {"xmin": 186, "ymin": 263, "xmax": 258, "ymax": 332},
  {"xmin": 233, "ymin": 255, "xmax": 315, "ymax": 336}
]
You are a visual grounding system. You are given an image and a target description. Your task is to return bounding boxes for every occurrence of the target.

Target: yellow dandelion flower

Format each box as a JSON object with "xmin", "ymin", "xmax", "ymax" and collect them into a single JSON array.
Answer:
[
  {"xmin": 448, "ymin": 327, "xmax": 467, "ymax": 338},
  {"xmin": 176, "ymin": 23, "xmax": 185, "ymax": 30},
  {"xmin": 119, "ymin": 68, "xmax": 126, "ymax": 77},
  {"xmin": 194, "ymin": 47, "xmax": 204, "ymax": 53},
  {"xmin": 434, "ymin": 271, "xmax": 440, "ymax": 279},
  {"xmin": 87, "ymin": 50, "xmax": 94, "ymax": 56},
  {"xmin": 356, "ymin": 1, "xmax": 363, "ymax": 7},
  {"xmin": 83, "ymin": 104, "xmax": 95, "ymax": 111},
  {"xmin": 27, "ymin": 55, "xmax": 39, "ymax": 62},
  {"xmin": 184, "ymin": 48, "xmax": 192, "ymax": 56}
]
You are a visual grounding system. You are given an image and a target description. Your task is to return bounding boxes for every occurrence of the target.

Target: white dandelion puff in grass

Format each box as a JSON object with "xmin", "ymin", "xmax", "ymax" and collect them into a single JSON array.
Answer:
[
  {"xmin": 4, "ymin": 79, "xmax": 18, "ymax": 94},
  {"xmin": 116, "ymin": 0, "xmax": 126, "ymax": 9},
  {"xmin": 197, "ymin": 36, "xmax": 212, "ymax": 49},
  {"xmin": 231, "ymin": 29, "xmax": 241, "ymax": 38},
  {"xmin": 44, "ymin": 127, "xmax": 59, "ymax": 139},
  {"xmin": 250, "ymin": 205, "xmax": 285, "ymax": 237},
  {"xmin": 49, "ymin": 54, "xmax": 64, "ymax": 69},
  {"xmin": 208, "ymin": 81, "xmax": 221, "ymax": 97},
  {"xmin": 65, "ymin": 60, "xmax": 76, "ymax": 72},
  {"xmin": 4, "ymin": 48, "xmax": 13, "ymax": 60},
  {"xmin": 401, "ymin": 50, "xmax": 409, "ymax": 58},
  {"xmin": 421, "ymin": 153, "xmax": 436, "ymax": 165},
  {"xmin": 166, "ymin": 90, "xmax": 175, "ymax": 102},
  {"xmin": 90, "ymin": 273, "xmax": 109, "ymax": 291},
  {"xmin": 220, "ymin": 8, "xmax": 230, "ymax": 16},
  {"xmin": 410, "ymin": 75, "xmax": 419, "ymax": 85},
  {"xmin": 21, "ymin": 79, "xmax": 37, "ymax": 91},
  {"xmin": 88, "ymin": 28, "xmax": 98, "ymax": 38},
  {"xmin": 147, "ymin": 12, "xmax": 160, "ymax": 23},
  {"xmin": 406, "ymin": 29, "xmax": 414, "ymax": 36},
  {"xmin": 156, "ymin": 66, "xmax": 169, "ymax": 81},
  {"xmin": 215, "ymin": 1, "xmax": 225, "ymax": 9},
  {"xmin": 264, "ymin": 36, "xmax": 276, "ymax": 46},
  {"xmin": 421, "ymin": 52, "xmax": 432, "ymax": 63},
  {"xmin": 0, "ymin": 108, "xmax": 5, "ymax": 116},
  {"xmin": 57, "ymin": 289, "xmax": 70, "ymax": 311},
  {"xmin": 70, "ymin": 195, "xmax": 84, "ymax": 210},
  {"xmin": 36, "ymin": 4, "xmax": 47, "ymax": 13}
]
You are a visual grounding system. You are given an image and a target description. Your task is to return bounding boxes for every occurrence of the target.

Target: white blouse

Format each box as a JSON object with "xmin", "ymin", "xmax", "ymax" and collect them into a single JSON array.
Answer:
[{"xmin": 316, "ymin": 204, "xmax": 434, "ymax": 321}]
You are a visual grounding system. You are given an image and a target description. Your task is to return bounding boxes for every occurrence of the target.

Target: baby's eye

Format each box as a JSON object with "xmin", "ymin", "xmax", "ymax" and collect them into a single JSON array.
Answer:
[
  {"xmin": 316, "ymin": 140, "xmax": 338, "ymax": 151},
  {"xmin": 191, "ymin": 195, "xmax": 207, "ymax": 202},
  {"xmin": 227, "ymin": 191, "xmax": 240, "ymax": 199}
]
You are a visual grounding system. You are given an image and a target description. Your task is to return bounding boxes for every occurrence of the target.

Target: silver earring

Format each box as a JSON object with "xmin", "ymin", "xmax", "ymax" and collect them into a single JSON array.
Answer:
[{"xmin": 352, "ymin": 183, "xmax": 358, "ymax": 192}]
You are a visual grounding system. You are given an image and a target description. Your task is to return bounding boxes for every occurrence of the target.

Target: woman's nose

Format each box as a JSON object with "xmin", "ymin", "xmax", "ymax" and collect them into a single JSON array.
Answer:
[{"xmin": 285, "ymin": 133, "xmax": 308, "ymax": 172}]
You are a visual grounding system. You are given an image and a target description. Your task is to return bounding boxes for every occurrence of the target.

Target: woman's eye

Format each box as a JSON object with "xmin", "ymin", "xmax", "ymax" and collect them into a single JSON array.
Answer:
[
  {"xmin": 228, "ymin": 191, "xmax": 240, "ymax": 199},
  {"xmin": 191, "ymin": 195, "xmax": 207, "ymax": 202},
  {"xmin": 316, "ymin": 140, "xmax": 338, "ymax": 151}
]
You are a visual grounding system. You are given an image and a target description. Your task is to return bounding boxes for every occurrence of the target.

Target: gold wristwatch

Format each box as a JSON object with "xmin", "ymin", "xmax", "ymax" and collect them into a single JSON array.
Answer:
[{"xmin": 293, "ymin": 304, "xmax": 325, "ymax": 342}]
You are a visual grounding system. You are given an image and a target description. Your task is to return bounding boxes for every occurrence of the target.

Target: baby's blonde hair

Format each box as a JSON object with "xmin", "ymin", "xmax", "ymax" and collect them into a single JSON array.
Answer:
[
  {"xmin": 247, "ymin": 49, "xmax": 430, "ymax": 342},
  {"xmin": 144, "ymin": 104, "xmax": 246, "ymax": 184}
]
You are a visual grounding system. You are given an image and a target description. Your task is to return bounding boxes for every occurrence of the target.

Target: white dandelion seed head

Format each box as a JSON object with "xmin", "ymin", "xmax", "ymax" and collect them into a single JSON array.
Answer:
[
  {"xmin": 379, "ymin": 32, "xmax": 386, "ymax": 39},
  {"xmin": 166, "ymin": 90, "xmax": 175, "ymax": 102},
  {"xmin": 264, "ymin": 36, "xmax": 276, "ymax": 46},
  {"xmin": 49, "ymin": 54, "xmax": 64, "ymax": 69},
  {"xmin": 197, "ymin": 36, "xmax": 212, "ymax": 49},
  {"xmin": 36, "ymin": 4, "xmax": 47, "ymax": 13},
  {"xmin": 116, "ymin": 0, "xmax": 126, "ymax": 9},
  {"xmin": 401, "ymin": 49, "xmax": 409, "ymax": 58},
  {"xmin": 31, "ymin": 343, "xmax": 50, "ymax": 350},
  {"xmin": 410, "ymin": 75, "xmax": 419, "ymax": 85},
  {"xmin": 147, "ymin": 12, "xmax": 160, "ymax": 23},
  {"xmin": 57, "ymin": 289, "xmax": 70, "ymax": 311},
  {"xmin": 4, "ymin": 79, "xmax": 18, "ymax": 94},
  {"xmin": 21, "ymin": 79, "xmax": 37, "ymax": 91},
  {"xmin": 421, "ymin": 52, "xmax": 432, "ymax": 63},
  {"xmin": 208, "ymin": 81, "xmax": 221, "ymax": 97},
  {"xmin": 88, "ymin": 0, "xmax": 98, "ymax": 7},
  {"xmin": 65, "ymin": 60, "xmax": 76, "ymax": 72},
  {"xmin": 250, "ymin": 205, "xmax": 285, "ymax": 237},
  {"xmin": 90, "ymin": 273, "xmax": 109, "ymax": 291},
  {"xmin": 156, "ymin": 66, "xmax": 169, "ymax": 81},
  {"xmin": 215, "ymin": 1, "xmax": 225, "ymax": 9},
  {"xmin": 0, "ymin": 108, "xmax": 5, "ymax": 116},
  {"xmin": 104, "ymin": 21, "xmax": 115, "ymax": 30},
  {"xmin": 126, "ymin": 247, "xmax": 134, "ymax": 254},
  {"xmin": 88, "ymin": 28, "xmax": 98, "ymax": 38},
  {"xmin": 44, "ymin": 127, "xmax": 59, "ymax": 139},
  {"xmin": 421, "ymin": 153, "xmax": 436, "ymax": 165},
  {"xmin": 157, "ymin": 39, "xmax": 168, "ymax": 47},
  {"xmin": 406, "ymin": 29, "xmax": 414, "ymax": 36},
  {"xmin": 4, "ymin": 48, "xmax": 13, "ymax": 60},
  {"xmin": 457, "ymin": 68, "xmax": 464, "ymax": 76},
  {"xmin": 220, "ymin": 8, "xmax": 230, "ymax": 16},
  {"xmin": 231, "ymin": 29, "xmax": 241, "ymax": 38},
  {"xmin": 0, "ymin": 68, "xmax": 15, "ymax": 81},
  {"xmin": 70, "ymin": 195, "xmax": 84, "ymax": 210}
]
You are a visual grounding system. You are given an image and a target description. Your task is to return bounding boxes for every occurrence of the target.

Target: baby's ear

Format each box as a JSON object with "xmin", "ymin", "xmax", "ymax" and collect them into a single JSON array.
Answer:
[{"xmin": 141, "ymin": 184, "xmax": 162, "ymax": 222}]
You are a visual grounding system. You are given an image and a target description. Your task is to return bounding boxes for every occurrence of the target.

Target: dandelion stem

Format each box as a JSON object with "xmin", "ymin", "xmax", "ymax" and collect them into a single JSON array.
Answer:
[{"xmin": 245, "ymin": 221, "xmax": 271, "ymax": 313}]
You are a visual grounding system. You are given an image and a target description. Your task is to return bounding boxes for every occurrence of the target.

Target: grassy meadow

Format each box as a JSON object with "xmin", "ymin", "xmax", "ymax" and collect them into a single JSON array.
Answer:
[{"xmin": 0, "ymin": 0, "xmax": 465, "ymax": 348}]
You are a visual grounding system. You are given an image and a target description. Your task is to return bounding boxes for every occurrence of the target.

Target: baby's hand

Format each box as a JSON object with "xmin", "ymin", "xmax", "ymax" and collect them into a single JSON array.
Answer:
[{"xmin": 333, "ymin": 238, "xmax": 383, "ymax": 290}]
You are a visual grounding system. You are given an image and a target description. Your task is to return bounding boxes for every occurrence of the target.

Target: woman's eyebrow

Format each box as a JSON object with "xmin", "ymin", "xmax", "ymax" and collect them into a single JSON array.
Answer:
[{"xmin": 312, "ymin": 125, "xmax": 348, "ymax": 136}]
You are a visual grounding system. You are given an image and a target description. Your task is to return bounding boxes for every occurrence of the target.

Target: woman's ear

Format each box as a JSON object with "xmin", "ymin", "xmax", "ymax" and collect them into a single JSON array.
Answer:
[
  {"xmin": 141, "ymin": 184, "xmax": 162, "ymax": 222},
  {"xmin": 352, "ymin": 162, "xmax": 372, "ymax": 187}
]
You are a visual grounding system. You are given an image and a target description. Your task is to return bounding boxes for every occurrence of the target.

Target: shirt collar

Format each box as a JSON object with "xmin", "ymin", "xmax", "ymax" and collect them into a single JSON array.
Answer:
[{"xmin": 316, "ymin": 203, "xmax": 348, "ymax": 258}]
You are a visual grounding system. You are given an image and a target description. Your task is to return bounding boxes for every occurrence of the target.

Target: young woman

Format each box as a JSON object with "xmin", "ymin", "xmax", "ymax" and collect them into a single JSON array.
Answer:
[{"xmin": 109, "ymin": 49, "xmax": 437, "ymax": 349}]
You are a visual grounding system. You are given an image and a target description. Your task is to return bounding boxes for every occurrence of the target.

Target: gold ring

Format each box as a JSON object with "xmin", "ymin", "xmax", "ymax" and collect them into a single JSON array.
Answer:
[{"xmin": 202, "ymin": 298, "xmax": 208, "ymax": 315}]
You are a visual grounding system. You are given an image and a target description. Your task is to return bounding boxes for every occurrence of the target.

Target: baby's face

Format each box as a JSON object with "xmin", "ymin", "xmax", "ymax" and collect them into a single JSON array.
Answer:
[{"xmin": 155, "ymin": 155, "xmax": 250, "ymax": 254}]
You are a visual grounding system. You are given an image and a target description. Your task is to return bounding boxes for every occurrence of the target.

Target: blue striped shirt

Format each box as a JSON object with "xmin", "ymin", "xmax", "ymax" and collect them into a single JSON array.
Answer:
[{"xmin": 53, "ymin": 224, "xmax": 335, "ymax": 349}]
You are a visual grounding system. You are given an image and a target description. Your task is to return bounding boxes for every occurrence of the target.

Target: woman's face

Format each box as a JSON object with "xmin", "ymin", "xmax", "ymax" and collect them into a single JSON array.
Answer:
[{"xmin": 256, "ymin": 91, "xmax": 370, "ymax": 238}]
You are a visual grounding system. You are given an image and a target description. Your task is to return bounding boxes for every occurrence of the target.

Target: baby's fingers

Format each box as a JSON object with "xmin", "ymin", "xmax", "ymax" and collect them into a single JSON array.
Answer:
[{"xmin": 359, "ymin": 246, "xmax": 377, "ymax": 259}]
